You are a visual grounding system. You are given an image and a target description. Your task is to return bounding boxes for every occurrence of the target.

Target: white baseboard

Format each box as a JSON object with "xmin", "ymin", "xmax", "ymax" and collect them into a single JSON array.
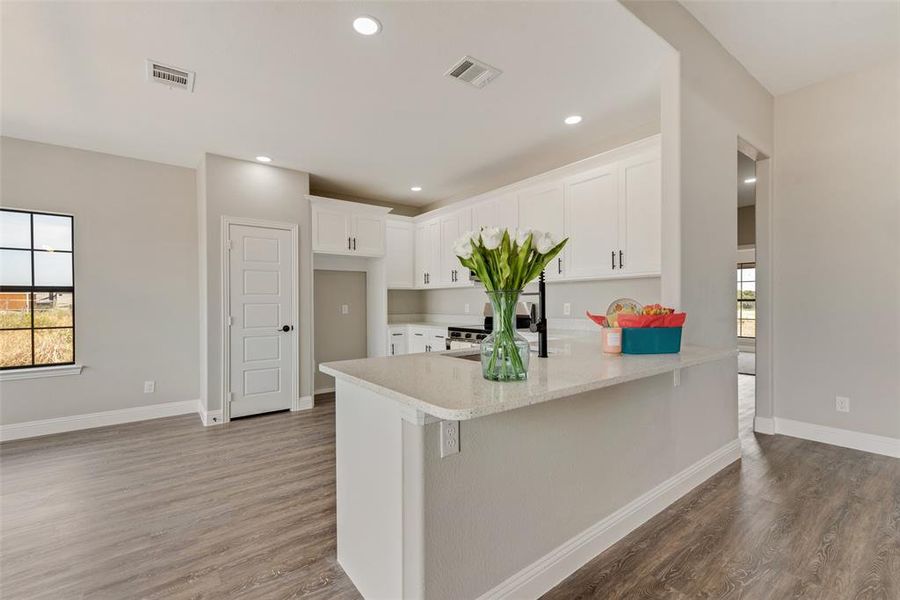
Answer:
[
  {"xmin": 0, "ymin": 399, "xmax": 200, "ymax": 442},
  {"xmin": 754, "ymin": 416, "xmax": 775, "ymax": 434},
  {"xmin": 313, "ymin": 387, "xmax": 335, "ymax": 396},
  {"xmin": 475, "ymin": 439, "xmax": 741, "ymax": 600},
  {"xmin": 197, "ymin": 401, "xmax": 223, "ymax": 427},
  {"xmin": 774, "ymin": 418, "xmax": 900, "ymax": 458},
  {"xmin": 292, "ymin": 396, "xmax": 314, "ymax": 411}
]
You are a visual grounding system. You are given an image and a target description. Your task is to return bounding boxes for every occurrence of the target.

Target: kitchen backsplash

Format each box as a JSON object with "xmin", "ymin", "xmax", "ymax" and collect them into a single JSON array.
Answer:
[{"xmin": 388, "ymin": 277, "xmax": 661, "ymax": 321}]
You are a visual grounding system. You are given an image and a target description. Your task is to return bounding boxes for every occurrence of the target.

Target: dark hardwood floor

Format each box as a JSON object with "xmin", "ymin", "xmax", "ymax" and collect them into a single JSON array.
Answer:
[{"xmin": 1, "ymin": 378, "xmax": 897, "ymax": 599}]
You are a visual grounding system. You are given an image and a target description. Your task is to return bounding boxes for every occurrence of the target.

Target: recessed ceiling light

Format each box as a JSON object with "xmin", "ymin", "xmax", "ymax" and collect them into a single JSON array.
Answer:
[
  {"xmin": 353, "ymin": 16, "xmax": 381, "ymax": 35},
  {"xmin": 564, "ymin": 115, "xmax": 582, "ymax": 125},
  {"xmin": 410, "ymin": 186, "xmax": 422, "ymax": 192},
  {"xmin": 744, "ymin": 177, "xmax": 757, "ymax": 184},
  {"xmin": 256, "ymin": 156, "xmax": 272, "ymax": 163}
]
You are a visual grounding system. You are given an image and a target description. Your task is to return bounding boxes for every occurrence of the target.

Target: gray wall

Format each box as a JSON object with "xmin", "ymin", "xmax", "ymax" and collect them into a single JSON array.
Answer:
[
  {"xmin": 773, "ymin": 59, "xmax": 899, "ymax": 439},
  {"xmin": 737, "ymin": 205, "xmax": 755, "ymax": 247},
  {"xmin": 198, "ymin": 153, "xmax": 314, "ymax": 413},
  {"xmin": 0, "ymin": 137, "xmax": 198, "ymax": 424},
  {"xmin": 314, "ymin": 270, "xmax": 367, "ymax": 391},
  {"xmin": 387, "ymin": 289, "xmax": 425, "ymax": 316}
]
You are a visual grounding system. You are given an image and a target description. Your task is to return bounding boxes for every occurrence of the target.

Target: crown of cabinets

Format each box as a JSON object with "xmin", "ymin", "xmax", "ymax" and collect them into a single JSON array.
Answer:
[
  {"xmin": 384, "ymin": 136, "xmax": 661, "ymax": 290},
  {"xmin": 310, "ymin": 196, "xmax": 391, "ymax": 257}
]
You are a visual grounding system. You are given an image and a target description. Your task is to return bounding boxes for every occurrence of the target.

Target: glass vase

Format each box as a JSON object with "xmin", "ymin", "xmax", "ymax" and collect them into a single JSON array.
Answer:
[{"xmin": 481, "ymin": 290, "xmax": 530, "ymax": 381}]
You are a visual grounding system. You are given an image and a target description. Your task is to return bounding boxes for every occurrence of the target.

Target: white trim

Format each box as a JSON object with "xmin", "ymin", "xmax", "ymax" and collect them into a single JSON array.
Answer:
[
  {"xmin": 0, "ymin": 364, "xmax": 83, "ymax": 381},
  {"xmin": 314, "ymin": 387, "xmax": 335, "ymax": 396},
  {"xmin": 0, "ymin": 400, "xmax": 200, "ymax": 442},
  {"xmin": 736, "ymin": 246, "xmax": 755, "ymax": 264},
  {"xmin": 475, "ymin": 439, "xmax": 741, "ymax": 600},
  {"xmin": 197, "ymin": 400, "xmax": 223, "ymax": 426},
  {"xmin": 754, "ymin": 416, "xmax": 775, "ymax": 435},
  {"xmin": 221, "ymin": 216, "xmax": 300, "ymax": 423},
  {"xmin": 306, "ymin": 195, "xmax": 394, "ymax": 215},
  {"xmin": 774, "ymin": 418, "xmax": 900, "ymax": 458},
  {"xmin": 292, "ymin": 396, "xmax": 314, "ymax": 411}
]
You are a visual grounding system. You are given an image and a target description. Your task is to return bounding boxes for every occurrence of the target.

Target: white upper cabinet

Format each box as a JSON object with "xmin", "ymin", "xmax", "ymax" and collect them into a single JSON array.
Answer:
[
  {"xmin": 472, "ymin": 193, "xmax": 518, "ymax": 232},
  {"xmin": 309, "ymin": 196, "xmax": 390, "ymax": 257},
  {"xmin": 415, "ymin": 219, "xmax": 440, "ymax": 288},
  {"xmin": 564, "ymin": 165, "xmax": 620, "ymax": 278},
  {"xmin": 386, "ymin": 218, "xmax": 415, "ymax": 289},
  {"xmin": 618, "ymin": 152, "xmax": 661, "ymax": 275},
  {"xmin": 437, "ymin": 209, "xmax": 471, "ymax": 287},
  {"xmin": 312, "ymin": 205, "xmax": 352, "ymax": 254},
  {"xmin": 518, "ymin": 183, "xmax": 566, "ymax": 280}
]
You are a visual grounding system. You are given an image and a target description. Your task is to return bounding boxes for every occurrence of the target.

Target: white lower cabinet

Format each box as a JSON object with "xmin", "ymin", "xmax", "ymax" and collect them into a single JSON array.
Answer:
[{"xmin": 388, "ymin": 325, "xmax": 448, "ymax": 355}]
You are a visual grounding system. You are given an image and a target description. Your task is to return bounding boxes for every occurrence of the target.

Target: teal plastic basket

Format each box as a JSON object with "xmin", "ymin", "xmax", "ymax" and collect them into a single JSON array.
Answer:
[{"xmin": 621, "ymin": 327, "xmax": 683, "ymax": 354}]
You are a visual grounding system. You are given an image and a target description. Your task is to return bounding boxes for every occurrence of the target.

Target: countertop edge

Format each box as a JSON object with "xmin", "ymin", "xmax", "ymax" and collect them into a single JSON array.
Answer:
[{"xmin": 320, "ymin": 348, "xmax": 737, "ymax": 422}]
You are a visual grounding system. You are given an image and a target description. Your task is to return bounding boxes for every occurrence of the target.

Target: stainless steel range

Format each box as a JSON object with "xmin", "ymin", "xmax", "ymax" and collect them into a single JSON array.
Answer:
[{"xmin": 446, "ymin": 326, "xmax": 489, "ymax": 350}]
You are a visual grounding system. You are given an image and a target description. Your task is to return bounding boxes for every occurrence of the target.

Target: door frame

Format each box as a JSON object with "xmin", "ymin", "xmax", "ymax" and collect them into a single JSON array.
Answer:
[{"xmin": 220, "ymin": 216, "xmax": 300, "ymax": 423}]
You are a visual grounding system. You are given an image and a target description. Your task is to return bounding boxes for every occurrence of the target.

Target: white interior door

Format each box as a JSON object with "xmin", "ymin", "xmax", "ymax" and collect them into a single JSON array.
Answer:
[{"xmin": 228, "ymin": 223, "xmax": 294, "ymax": 419}]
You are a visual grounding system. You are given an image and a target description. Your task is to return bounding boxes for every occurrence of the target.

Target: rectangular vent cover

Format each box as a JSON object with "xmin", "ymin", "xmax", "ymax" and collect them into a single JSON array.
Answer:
[
  {"xmin": 445, "ymin": 55, "xmax": 501, "ymax": 89},
  {"xmin": 146, "ymin": 60, "xmax": 195, "ymax": 92}
]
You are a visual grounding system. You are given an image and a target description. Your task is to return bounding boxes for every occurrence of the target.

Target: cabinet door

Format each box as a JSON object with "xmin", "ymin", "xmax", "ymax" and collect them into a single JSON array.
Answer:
[
  {"xmin": 312, "ymin": 206, "xmax": 352, "ymax": 254},
  {"xmin": 386, "ymin": 221, "xmax": 415, "ymax": 288},
  {"xmin": 439, "ymin": 209, "xmax": 471, "ymax": 287},
  {"xmin": 388, "ymin": 330, "xmax": 407, "ymax": 355},
  {"xmin": 414, "ymin": 224, "xmax": 429, "ymax": 288},
  {"xmin": 408, "ymin": 329, "xmax": 428, "ymax": 353},
  {"xmin": 472, "ymin": 193, "xmax": 518, "ymax": 233},
  {"xmin": 565, "ymin": 166, "xmax": 619, "ymax": 278},
  {"xmin": 518, "ymin": 184, "xmax": 566, "ymax": 279},
  {"xmin": 619, "ymin": 155, "xmax": 661, "ymax": 275},
  {"xmin": 351, "ymin": 214, "xmax": 385, "ymax": 257}
]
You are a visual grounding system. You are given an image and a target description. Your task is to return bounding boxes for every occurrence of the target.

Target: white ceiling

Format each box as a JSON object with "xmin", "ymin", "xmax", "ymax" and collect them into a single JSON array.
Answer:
[
  {"xmin": 682, "ymin": 0, "xmax": 900, "ymax": 96},
  {"xmin": 1, "ymin": 2, "xmax": 667, "ymax": 207}
]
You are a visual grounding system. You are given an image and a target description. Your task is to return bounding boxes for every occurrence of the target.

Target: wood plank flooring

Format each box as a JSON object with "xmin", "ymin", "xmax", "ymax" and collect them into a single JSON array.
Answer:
[{"xmin": 1, "ymin": 379, "xmax": 897, "ymax": 599}]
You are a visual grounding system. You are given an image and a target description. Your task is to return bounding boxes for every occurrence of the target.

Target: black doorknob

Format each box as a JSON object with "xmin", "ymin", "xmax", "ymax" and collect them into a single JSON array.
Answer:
[{"xmin": 279, "ymin": 325, "xmax": 293, "ymax": 332}]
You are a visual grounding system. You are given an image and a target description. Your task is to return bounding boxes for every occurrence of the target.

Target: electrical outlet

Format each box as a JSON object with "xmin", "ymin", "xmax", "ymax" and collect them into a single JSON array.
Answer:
[
  {"xmin": 464, "ymin": 303, "xmax": 470, "ymax": 314},
  {"xmin": 341, "ymin": 304, "xmax": 349, "ymax": 315},
  {"xmin": 440, "ymin": 420, "xmax": 460, "ymax": 457},
  {"xmin": 563, "ymin": 302, "xmax": 571, "ymax": 316},
  {"xmin": 144, "ymin": 381, "xmax": 155, "ymax": 394},
  {"xmin": 835, "ymin": 396, "xmax": 850, "ymax": 413}
]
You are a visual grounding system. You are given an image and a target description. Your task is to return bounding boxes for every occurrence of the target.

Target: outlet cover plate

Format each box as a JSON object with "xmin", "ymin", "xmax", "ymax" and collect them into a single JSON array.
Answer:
[
  {"xmin": 835, "ymin": 396, "xmax": 850, "ymax": 413},
  {"xmin": 440, "ymin": 420, "xmax": 460, "ymax": 457}
]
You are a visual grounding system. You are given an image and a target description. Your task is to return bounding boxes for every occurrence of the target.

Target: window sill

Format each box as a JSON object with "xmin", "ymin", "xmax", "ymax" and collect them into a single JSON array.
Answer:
[{"xmin": 0, "ymin": 364, "xmax": 84, "ymax": 382}]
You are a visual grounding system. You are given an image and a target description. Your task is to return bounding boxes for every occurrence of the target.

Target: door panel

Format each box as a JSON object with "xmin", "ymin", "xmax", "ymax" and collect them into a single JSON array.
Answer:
[
  {"xmin": 565, "ymin": 167, "xmax": 619, "ymax": 278},
  {"xmin": 620, "ymin": 156, "xmax": 661, "ymax": 274},
  {"xmin": 352, "ymin": 214, "xmax": 385, "ymax": 256},
  {"xmin": 518, "ymin": 184, "xmax": 565, "ymax": 279},
  {"xmin": 313, "ymin": 207, "xmax": 351, "ymax": 253},
  {"xmin": 229, "ymin": 224, "xmax": 294, "ymax": 418}
]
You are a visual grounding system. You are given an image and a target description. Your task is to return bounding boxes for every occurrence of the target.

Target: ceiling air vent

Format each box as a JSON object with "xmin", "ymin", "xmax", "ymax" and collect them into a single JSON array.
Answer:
[
  {"xmin": 146, "ymin": 60, "xmax": 195, "ymax": 92},
  {"xmin": 445, "ymin": 55, "xmax": 501, "ymax": 89}
]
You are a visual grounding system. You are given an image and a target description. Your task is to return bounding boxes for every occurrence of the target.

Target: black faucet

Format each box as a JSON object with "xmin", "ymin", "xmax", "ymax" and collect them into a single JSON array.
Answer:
[{"xmin": 523, "ymin": 271, "xmax": 548, "ymax": 358}]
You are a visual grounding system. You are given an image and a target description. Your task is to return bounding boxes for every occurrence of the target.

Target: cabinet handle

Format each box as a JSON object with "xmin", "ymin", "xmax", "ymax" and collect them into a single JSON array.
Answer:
[
  {"xmin": 619, "ymin": 250, "xmax": 623, "ymax": 269},
  {"xmin": 558, "ymin": 258, "xmax": 562, "ymax": 274},
  {"xmin": 353, "ymin": 237, "xmax": 357, "ymax": 250},
  {"xmin": 348, "ymin": 237, "xmax": 352, "ymax": 250},
  {"xmin": 611, "ymin": 251, "xmax": 616, "ymax": 270},
  {"xmin": 391, "ymin": 343, "xmax": 395, "ymax": 355}
]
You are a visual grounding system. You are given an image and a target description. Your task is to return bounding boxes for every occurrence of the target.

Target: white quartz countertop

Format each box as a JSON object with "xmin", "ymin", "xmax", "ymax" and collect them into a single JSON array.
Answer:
[{"xmin": 319, "ymin": 335, "xmax": 736, "ymax": 422}]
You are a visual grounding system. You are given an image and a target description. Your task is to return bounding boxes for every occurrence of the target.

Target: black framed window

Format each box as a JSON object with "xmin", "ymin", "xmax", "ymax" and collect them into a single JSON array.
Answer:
[
  {"xmin": 737, "ymin": 262, "xmax": 755, "ymax": 339},
  {"xmin": 0, "ymin": 209, "xmax": 75, "ymax": 369}
]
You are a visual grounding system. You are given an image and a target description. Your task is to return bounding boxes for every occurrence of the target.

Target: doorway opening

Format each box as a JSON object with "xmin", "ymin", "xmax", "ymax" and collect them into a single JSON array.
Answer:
[
  {"xmin": 737, "ymin": 151, "xmax": 757, "ymax": 433},
  {"xmin": 313, "ymin": 269, "xmax": 368, "ymax": 396}
]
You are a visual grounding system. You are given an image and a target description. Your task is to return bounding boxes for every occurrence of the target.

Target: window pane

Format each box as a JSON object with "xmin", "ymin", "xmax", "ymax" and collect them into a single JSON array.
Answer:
[
  {"xmin": 0, "ymin": 211, "xmax": 31, "ymax": 249},
  {"xmin": 737, "ymin": 318, "xmax": 742, "ymax": 337},
  {"xmin": 34, "ymin": 292, "xmax": 73, "ymax": 327},
  {"xmin": 741, "ymin": 267, "xmax": 755, "ymax": 282},
  {"xmin": 33, "ymin": 214, "xmax": 72, "ymax": 252},
  {"xmin": 0, "ymin": 292, "xmax": 31, "ymax": 328},
  {"xmin": 0, "ymin": 249, "xmax": 32, "ymax": 286},
  {"xmin": 0, "ymin": 329, "xmax": 32, "ymax": 367},
  {"xmin": 34, "ymin": 252, "xmax": 72, "ymax": 287},
  {"xmin": 740, "ymin": 319, "xmax": 756, "ymax": 338},
  {"xmin": 34, "ymin": 328, "xmax": 73, "ymax": 365}
]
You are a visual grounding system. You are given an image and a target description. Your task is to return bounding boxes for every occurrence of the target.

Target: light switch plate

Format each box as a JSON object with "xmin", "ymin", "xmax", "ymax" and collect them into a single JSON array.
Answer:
[
  {"xmin": 341, "ymin": 304, "xmax": 349, "ymax": 315},
  {"xmin": 563, "ymin": 302, "xmax": 571, "ymax": 316},
  {"xmin": 835, "ymin": 396, "xmax": 850, "ymax": 413},
  {"xmin": 440, "ymin": 420, "xmax": 460, "ymax": 457},
  {"xmin": 464, "ymin": 303, "xmax": 470, "ymax": 314},
  {"xmin": 144, "ymin": 381, "xmax": 155, "ymax": 393}
]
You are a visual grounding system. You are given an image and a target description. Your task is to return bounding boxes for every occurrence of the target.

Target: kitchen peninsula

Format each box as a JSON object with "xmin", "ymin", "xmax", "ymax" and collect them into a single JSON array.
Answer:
[{"xmin": 320, "ymin": 335, "xmax": 737, "ymax": 600}]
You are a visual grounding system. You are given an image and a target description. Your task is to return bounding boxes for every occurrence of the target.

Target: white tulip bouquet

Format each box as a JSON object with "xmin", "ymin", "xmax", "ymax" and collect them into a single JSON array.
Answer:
[
  {"xmin": 453, "ymin": 227, "xmax": 567, "ymax": 381},
  {"xmin": 452, "ymin": 227, "xmax": 567, "ymax": 292}
]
